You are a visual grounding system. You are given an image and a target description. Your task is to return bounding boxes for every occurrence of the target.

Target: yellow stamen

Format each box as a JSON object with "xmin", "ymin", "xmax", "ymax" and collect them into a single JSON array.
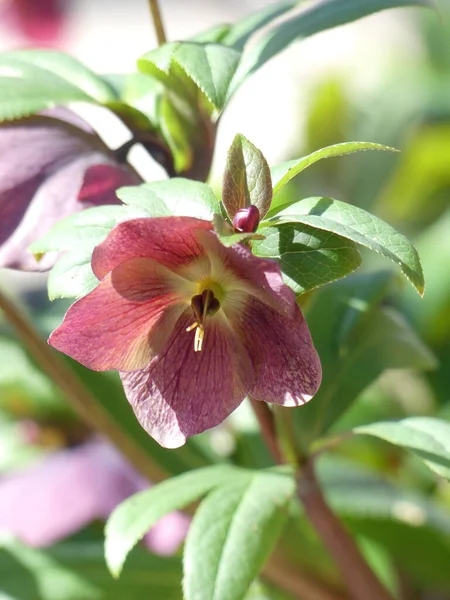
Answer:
[
  {"xmin": 186, "ymin": 288, "xmax": 220, "ymax": 352},
  {"xmin": 194, "ymin": 325, "xmax": 205, "ymax": 352}
]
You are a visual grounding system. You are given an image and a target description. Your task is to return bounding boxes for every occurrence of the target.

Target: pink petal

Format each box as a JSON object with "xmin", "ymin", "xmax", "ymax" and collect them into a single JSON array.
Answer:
[
  {"xmin": 144, "ymin": 512, "xmax": 190, "ymax": 556},
  {"xmin": 0, "ymin": 440, "xmax": 140, "ymax": 547},
  {"xmin": 78, "ymin": 163, "xmax": 138, "ymax": 204},
  {"xmin": 236, "ymin": 298, "xmax": 322, "ymax": 406},
  {"xmin": 121, "ymin": 309, "xmax": 254, "ymax": 448},
  {"xmin": 49, "ymin": 258, "xmax": 187, "ymax": 371},
  {"xmin": 92, "ymin": 217, "xmax": 212, "ymax": 279},
  {"xmin": 196, "ymin": 229, "xmax": 296, "ymax": 318}
]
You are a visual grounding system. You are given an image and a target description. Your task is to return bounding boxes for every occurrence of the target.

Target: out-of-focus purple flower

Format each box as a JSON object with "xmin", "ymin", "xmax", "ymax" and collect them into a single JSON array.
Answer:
[
  {"xmin": 0, "ymin": 108, "xmax": 141, "ymax": 271},
  {"xmin": 0, "ymin": 438, "xmax": 189, "ymax": 554},
  {"xmin": 3, "ymin": 0, "xmax": 69, "ymax": 46},
  {"xmin": 49, "ymin": 217, "xmax": 322, "ymax": 449}
]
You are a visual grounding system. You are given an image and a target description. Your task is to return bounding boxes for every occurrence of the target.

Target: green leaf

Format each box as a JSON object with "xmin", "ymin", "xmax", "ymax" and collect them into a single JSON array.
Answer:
[
  {"xmin": 105, "ymin": 465, "xmax": 244, "ymax": 578},
  {"xmin": 292, "ymin": 273, "xmax": 436, "ymax": 450},
  {"xmin": 29, "ymin": 205, "xmax": 150, "ymax": 300},
  {"xmin": 222, "ymin": 134, "xmax": 272, "ymax": 220},
  {"xmin": 0, "ymin": 539, "xmax": 183, "ymax": 600},
  {"xmin": 269, "ymin": 197, "xmax": 424, "ymax": 295},
  {"xmin": 252, "ymin": 222, "xmax": 362, "ymax": 294},
  {"xmin": 117, "ymin": 178, "xmax": 220, "ymax": 220},
  {"xmin": 0, "ymin": 50, "xmax": 116, "ymax": 120},
  {"xmin": 354, "ymin": 417, "xmax": 450, "ymax": 480},
  {"xmin": 138, "ymin": 42, "xmax": 241, "ymax": 110},
  {"xmin": 191, "ymin": 24, "xmax": 232, "ymax": 44},
  {"xmin": 270, "ymin": 141, "xmax": 398, "ymax": 201},
  {"xmin": 230, "ymin": 0, "xmax": 432, "ymax": 92},
  {"xmin": 183, "ymin": 470, "xmax": 295, "ymax": 600},
  {"xmin": 47, "ymin": 248, "xmax": 99, "ymax": 301},
  {"xmin": 174, "ymin": 43, "xmax": 241, "ymax": 110},
  {"xmin": 222, "ymin": 2, "xmax": 297, "ymax": 50}
]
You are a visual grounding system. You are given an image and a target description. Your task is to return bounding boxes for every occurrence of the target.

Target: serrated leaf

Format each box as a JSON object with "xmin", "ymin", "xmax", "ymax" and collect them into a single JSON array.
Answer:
[
  {"xmin": 354, "ymin": 417, "xmax": 450, "ymax": 480},
  {"xmin": 270, "ymin": 141, "xmax": 398, "ymax": 202},
  {"xmin": 174, "ymin": 43, "xmax": 241, "ymax": 110},
  {"xmin": 105, "ymin": 465, "xmax": 245, "ymax": 578},
  {"xmin": 117, "ymin": 178, "xmax": 220, "ymax": 220},
  {"xmin": 292, "ymin": 274, "xmax": 436, "ymax": 450},
  {"xmin": 230, "ymin": 0, "xmax": 432, "ymax": 92},
  {"xmin": 222, "ymin": 134, "xmax": 272, "ymax": 220},
  {"xmin": 138, "ymin": 42, "xmax": 241, "ymax": 110},
  {"xmin": 183, "ymin": 470, "xmax": 295, "ymax": 600},
  {"xmin": 252, "ymin": 222, "xmax": 361, "ymax": 294},
  {"xmin": 0, "ymin": 50, "xmax": 116, "ymax": 120},
  {"xmin": 269, "ymin": 197, "xmax": 424, "ymax": 295}
]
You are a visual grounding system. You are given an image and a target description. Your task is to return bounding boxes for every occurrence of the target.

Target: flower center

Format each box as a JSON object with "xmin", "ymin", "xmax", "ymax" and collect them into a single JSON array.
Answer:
[{"xmin": 186, "ymin": 288, "xmax": 221, "ymax": 352}]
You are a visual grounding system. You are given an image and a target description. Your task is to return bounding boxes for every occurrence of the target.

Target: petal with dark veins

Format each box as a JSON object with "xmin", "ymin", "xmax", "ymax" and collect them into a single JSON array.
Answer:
[
  {"xmin": 121, "ymin": 310, "xmax": 254, "ymax": 448},
  {"xmin": 49, "ymin": 258, "xmax": 188, "ymax": 371},
  {"xmin": 233, "ymin": 297, "xmax": 322, "ymax": 406},
  {"xmin": 92, "ymin": 217, "xmax": 213, "ymax": 279}
]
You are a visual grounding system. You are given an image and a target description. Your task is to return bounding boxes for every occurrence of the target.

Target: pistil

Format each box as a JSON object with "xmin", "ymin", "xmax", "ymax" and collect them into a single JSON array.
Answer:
[{"xmin": 186, "ymin": 289, "xmax": 220, "ymax": 352}]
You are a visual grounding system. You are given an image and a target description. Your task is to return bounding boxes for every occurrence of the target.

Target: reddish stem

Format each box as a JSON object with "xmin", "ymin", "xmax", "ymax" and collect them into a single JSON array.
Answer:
[{"xmin": 297, "ymin": 460, "xmax": 394, "ymax": 600}]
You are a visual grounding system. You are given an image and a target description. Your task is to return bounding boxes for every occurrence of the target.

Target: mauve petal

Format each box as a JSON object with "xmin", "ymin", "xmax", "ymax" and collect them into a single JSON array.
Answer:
[
  {"xmin": 49, "ymin": 259, "xmax": 189, "ymax": 371},
  {"xmin": 196, "ymin": 229, "xmax": 296, "ymax": 318},
  {"xmin": 0, "ymin": 113, "xmax": 139, "ymax": 271},
  {"xmin": 121, "ymin": 309, "xmax": 254, "ymax": 448},
  {"xmin": 78, "ymin": 163, "xmax": 138, "ymax": 205},
  {"xmin": 0, "ymin": 440, "xmax": 139, "ymax": 547},
  {"xmin": 237, "ymin": 298, "xmax": 322, "ymax": 406},
  {"xmin": 92, "ymin": 217, "xmax": 213, "ymax": 279},
  {"xmin": 0, "ymin": 154, "xmax": 115, "ymax": 270}
]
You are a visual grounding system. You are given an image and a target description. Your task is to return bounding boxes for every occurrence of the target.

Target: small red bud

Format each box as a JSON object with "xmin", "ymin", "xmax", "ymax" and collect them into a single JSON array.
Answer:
[{"xmin": 232, "ymin": 205, "xmax": 260, "ymax": 233}]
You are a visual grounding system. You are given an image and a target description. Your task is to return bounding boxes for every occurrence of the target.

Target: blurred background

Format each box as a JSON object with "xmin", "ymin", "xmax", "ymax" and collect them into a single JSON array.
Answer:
[{"xmin": 1, "ymin": 1, "xmax": 450, "ymax": 599}]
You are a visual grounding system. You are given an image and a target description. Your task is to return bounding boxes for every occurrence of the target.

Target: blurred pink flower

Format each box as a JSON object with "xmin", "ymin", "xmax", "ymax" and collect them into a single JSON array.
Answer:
[
  {"xmin": 50, "ymin": 216, "xmax": 322, "ymax": 448},
  {"xmin": 0, "ymin": 108, "xmax": 140, "ymax": 271},
  {"xmin": 3, "ymin": 0, "xmax": 69, "ymax": 46},
  {"xmin": 0, "ymin": 438, "xmax": 189, "ymax": 554}
]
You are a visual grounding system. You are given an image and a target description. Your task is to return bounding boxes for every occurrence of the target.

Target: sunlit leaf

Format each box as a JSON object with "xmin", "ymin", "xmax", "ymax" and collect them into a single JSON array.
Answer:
[
  {"xmin": 270, "ymin": 142, "xmax": 398, "ymax": 202},
  {"xmin": 252, "ymin": 222, "xmax": 362, "ymax": 294},
  {"xmin": 105, "ymin": 465, "xmax": 245, "ymax": 578},
  {"xmin": 268, "ymin": 197, "xmax": 424, "ymax": 295},
  {"xmin": 183, "ymin": 470, "xmax": 295, "ymax": 600},
  {"xmin": 230, "ymin": 0, "xmax": 432, "ymax": 92},
  {"xmin": 222, "ymin": 134, "xmax": 272, "ymax": 220}
]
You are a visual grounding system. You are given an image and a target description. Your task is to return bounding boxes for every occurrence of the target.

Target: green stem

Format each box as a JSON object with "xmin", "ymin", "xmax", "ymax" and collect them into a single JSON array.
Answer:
[
  {"xmin": 148, "ymin": 0, "xmax": 167, "ymax": 45},
  {"xmin": 0, "ymin": 288, "xmax": 166, "ymax": 483}
]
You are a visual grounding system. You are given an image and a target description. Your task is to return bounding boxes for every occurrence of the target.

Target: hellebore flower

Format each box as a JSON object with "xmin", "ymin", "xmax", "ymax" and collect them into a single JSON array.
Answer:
[
  {"xmin": 0, "ymin": 438, "xmax": 189, "ymax": 554},
  {"xmin": 0, "ymin": 108, "xmax": 140, "ymax": 270},
  {"xmin": 49, "ymin": 217, "xmax": 322, "ymax": 448}
]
